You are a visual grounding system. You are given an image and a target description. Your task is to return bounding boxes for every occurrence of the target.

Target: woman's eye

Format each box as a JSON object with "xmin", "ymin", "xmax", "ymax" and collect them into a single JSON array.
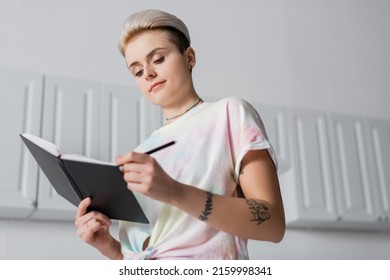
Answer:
[
  {"xmin": 153, "ymin": 56, "xmax": 165, "ymax": 64},
  {"xmin": 134, "ymin": 69, "xmax": 143, "ymax": 77}
]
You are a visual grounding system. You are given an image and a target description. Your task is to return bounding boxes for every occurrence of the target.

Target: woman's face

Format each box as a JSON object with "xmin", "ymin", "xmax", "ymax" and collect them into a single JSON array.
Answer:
[{"xmin": 124, "ymin": 30, "xmax": 195, "ymax": 108}]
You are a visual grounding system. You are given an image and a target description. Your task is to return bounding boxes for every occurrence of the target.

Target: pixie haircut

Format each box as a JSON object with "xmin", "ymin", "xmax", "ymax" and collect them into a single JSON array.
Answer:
[{"xmin": 118, "ymin": 9, "xmax": 191, "ymax": 57}]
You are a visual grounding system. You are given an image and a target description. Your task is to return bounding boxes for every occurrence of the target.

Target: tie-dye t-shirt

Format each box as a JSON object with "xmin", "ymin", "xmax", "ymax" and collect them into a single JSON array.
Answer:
[{"xmin": 118, "ymin": 97, "xmax": 277, "ymax": 259}]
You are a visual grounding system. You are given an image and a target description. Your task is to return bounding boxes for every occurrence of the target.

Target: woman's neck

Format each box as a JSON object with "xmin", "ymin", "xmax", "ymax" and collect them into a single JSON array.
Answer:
[{"xmin": 162, "ymin": 91, "xmax": 202, "ymax": 125}]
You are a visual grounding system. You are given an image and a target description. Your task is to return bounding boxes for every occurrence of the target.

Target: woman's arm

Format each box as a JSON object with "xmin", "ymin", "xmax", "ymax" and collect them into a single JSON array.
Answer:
[
  {"xmin": 171, "ymin": 149, "xmax": 285, "ymax": 242},
  {"xmin": 117, "ymin": 148, "xmax": 285, "ymax": 242}
]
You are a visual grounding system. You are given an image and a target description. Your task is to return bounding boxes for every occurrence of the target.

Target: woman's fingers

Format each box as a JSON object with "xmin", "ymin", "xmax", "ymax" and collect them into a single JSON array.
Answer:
[
  {"xmin": 75, "ymin": 198, "xmax": 112, "ymax": 233},
  {"xmin": 116, "ymin": 151, "xmax": 149, "ymax": 166},
  {"xmin": 75, "ymin": 197, "xmax": 91, "ymax": 219},
  {"xmin": 121, "ymin": 161, "xmax": 146, "ymax": 174},
  {"xmin": 75, "ymin": 210, "xmax": 111, "ymax": 227},
  {"xmin": 116, "ymin": 150, "xmax": 176, "ymax": 203},
  {"xmin": 77, "ymin": 218, "xmax": 110, "ymax": 243}
]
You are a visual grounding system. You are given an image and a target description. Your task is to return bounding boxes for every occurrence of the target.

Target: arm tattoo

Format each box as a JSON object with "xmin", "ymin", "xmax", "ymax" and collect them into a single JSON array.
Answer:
[
  {"xmin": 199, "ymin": 191, "xmax": 214, "ymax": 221},
  {"xmin": 247, "ymin": 199, "xmax": 270, "ymax": 225}
]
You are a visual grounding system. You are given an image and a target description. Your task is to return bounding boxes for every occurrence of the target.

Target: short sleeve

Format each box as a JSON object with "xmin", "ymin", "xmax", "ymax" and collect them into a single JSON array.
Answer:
[{"xmin": 226, "ymin": 98, "xmax": 278, "ymax": 181}]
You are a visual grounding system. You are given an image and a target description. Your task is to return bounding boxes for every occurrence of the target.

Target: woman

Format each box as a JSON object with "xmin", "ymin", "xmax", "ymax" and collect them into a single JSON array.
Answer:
[{"xmin": 75, "ymin": 9, "xmax": 285, "ymax": 260}]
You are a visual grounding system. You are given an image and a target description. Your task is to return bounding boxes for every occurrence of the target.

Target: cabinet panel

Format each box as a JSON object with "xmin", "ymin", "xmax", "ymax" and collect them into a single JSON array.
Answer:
[
  {"xmin": 255, "ymin": 104, "xmax": 290, "ymax": 173},
  {"xmin": 0, "ymin": 68, "xmax": 43, "ymax": 218},
  {"xmin": 329, "ymin": 114, "xmax": 376, "ymax": 222},
  {"xmin": 365, "ymin": 118, "xmax": 390, "ymax": 222},
  {"xmin": 140, "ymin": 99, "xmax": 163, "ymax": 141},
  {"xmin": 31, "ymin": 76, "xmax": 100, "ymax": 220},
  {"xmin": 100, "ymin": 85, "xmax": 142, "ymax": 162},
  {"xmin": 288, "ymin": 109, "xmax": 338, "ymax": 223}
]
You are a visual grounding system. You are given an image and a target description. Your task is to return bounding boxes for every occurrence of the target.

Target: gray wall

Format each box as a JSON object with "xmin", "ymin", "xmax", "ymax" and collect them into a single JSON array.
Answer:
[{"xmin": 1, "ymin": 0, "xmax": 389, "ymax": 259}]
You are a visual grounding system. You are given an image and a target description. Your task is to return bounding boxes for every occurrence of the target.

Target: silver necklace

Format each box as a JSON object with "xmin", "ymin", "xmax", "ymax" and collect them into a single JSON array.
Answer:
[{"xmin": 165, "ymin": 98, "xmax": 203, "ymax": 122}]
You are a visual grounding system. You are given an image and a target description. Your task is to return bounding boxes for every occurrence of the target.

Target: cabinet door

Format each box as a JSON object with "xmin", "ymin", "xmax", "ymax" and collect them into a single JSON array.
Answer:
[
  {"xmin": 254, "ymin": 104, "xmax": 290, "ymax": 173},
  {"xmin": 365, "ymin": 118, "xmax": 390, "ymax": 222},
  {"xmin": 31, "ymin": 76, "xmax": 100, "ymax": 220},
  {"xmin": 288, "ymin": 109, "xmax": 338, "ymax": 223},
  {"xmin": 139, "ymin": 99, "xmax": 164, "ymax": 141},
  {"xmin": 0, "ymin": 68, "xmax": 43, "ymax": 218},
  {"xmin": 329, "ymin": 114, "xmax": 376, "ymax": 222},
  {"xmin": 99, "ymin": 84, "xmax": 143, "ymax": 162}
]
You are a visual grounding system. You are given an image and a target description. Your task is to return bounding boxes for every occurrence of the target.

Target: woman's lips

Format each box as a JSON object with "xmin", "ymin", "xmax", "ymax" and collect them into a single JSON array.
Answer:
[{"xmin": 149, "ymin": 81, "xmax": 166, "ymax": 92}]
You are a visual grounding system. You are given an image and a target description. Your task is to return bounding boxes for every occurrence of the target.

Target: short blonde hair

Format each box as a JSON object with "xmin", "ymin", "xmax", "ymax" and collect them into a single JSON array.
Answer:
[{"xmin": 118, "ymin": 9, "xmax": 191, "ymax": 57}]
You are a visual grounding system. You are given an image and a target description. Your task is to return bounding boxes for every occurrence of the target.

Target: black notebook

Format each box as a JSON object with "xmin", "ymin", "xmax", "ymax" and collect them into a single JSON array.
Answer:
[{"xmin": 20, "ymin": 133, "xmax": 148, "ymax": 223}]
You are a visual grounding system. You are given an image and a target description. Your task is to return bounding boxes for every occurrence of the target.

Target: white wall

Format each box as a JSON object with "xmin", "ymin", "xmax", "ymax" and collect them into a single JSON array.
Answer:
[{"xmin": 1, "ymin": 0, "xmax": 389, "ymax": 259}]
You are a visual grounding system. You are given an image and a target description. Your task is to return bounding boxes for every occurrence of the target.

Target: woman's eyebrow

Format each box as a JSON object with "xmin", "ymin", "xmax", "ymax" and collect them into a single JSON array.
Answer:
[{"xmin": 127, "ymin": 47, "xmax": 166, "ymax": 69}]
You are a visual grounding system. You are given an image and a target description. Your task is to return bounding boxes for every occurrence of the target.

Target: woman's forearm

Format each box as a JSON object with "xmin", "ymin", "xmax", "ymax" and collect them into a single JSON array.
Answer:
[{"xmin": 170, "ymin": 182, "xmax": 285, "ymax": 242}]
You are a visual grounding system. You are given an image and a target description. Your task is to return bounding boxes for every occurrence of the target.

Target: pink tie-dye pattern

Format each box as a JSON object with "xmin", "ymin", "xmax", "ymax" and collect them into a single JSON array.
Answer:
[{"xmin": 119, "ymin": 97, "xmax": 277, "ymax": 259}]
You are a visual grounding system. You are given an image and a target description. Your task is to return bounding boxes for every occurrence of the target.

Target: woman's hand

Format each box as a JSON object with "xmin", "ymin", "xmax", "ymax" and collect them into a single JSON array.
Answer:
[
  {"xmin": 116, "ymin": 152, "xmax": 178, "ymax": 204},
  {"xmin": 75, "ymin": 197, "xmax": 122, "ymax": 259}
]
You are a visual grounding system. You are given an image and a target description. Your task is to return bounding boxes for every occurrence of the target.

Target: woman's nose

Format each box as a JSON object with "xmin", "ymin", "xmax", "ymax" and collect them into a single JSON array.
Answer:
[{"xmin": 145, "ymin": 65, "xmax": 157, "ymax": 80}]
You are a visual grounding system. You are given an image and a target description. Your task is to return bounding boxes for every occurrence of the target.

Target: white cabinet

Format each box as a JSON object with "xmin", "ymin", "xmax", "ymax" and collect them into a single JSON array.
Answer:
[
  {"xmin": 0, "ymin": 68, "xmax": 43, "ymax": 219},
  {"xmin": 100, "ymin": 84, "xmax": 140, "ymax": 162},
  {"xmin": 284, "ymin": 108, "xmax": 390, "ymax": 230},
  {"xmin": 31, "ymin": 76, "xmax": 101, "ymax": 220},
  {"xmin": 99, "ymin": 84, "xmax": 161, "ymax": 162},
  {"xmin": 328, "ymin": 114, "xmax": 377, "ymax": 224},
  {"xmin": 365, "ymin": 118, "xmax": 390, "ymax": 224},
  {"xmin": 284, "ymin": 109, "xmax": 339, "ymax": 227},
  {"xmin": 255, "ymin": 104, "xmax": 290, "ymax": 173}
]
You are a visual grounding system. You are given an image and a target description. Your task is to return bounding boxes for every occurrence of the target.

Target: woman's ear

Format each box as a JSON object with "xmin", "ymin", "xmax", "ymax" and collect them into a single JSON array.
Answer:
[{"xmin": 185, "ymin": 47, "xmax": 196, "ymax": 70}]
